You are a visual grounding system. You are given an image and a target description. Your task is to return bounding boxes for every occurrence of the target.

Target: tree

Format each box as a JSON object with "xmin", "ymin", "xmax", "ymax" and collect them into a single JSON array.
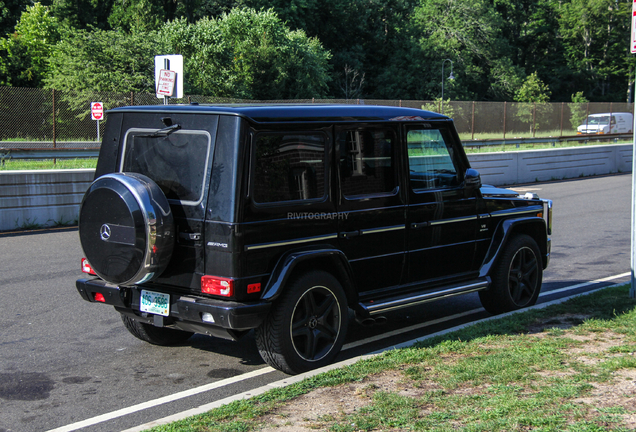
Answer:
[
  {"xmin": 514, "ymin": 71, "xmax": 551, "ymax": 133},
  {"xmin": 569, "ymin": 90, "xmax": 589, "ymax": 129},
  {"xmin": 0, "ymin": 3, "xmax": 60, "ymax": 87},
  {"xmin": 412, "ymin": 0, "xmax": 507, "ymax": 100},
  {"xmin": 45, "ymin": 28, "xmax": 165, "ymax": 93},
  {"xmin": 0, "ymin": 0, "xmax": 30, "ymax": 35},
  {"xmin": 558, "ymin": 0, "xmax": 636, "ymax": 101},
  {"xmin": 161, "ymin": 8, "xmax": 331, "ymax": 99},
  {"xmin": 49, "ymin": 0, "xmax": 115, "ymax": 30},
  {"xmin": 514, "ymin": 71, "xmax": 551, "ymax": 102}
]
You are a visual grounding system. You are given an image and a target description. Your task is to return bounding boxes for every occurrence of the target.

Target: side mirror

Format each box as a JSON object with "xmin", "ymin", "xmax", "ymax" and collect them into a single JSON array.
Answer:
[{"xmin": 464, "ymin": 168, "xmax": 481, "ymax": 190}]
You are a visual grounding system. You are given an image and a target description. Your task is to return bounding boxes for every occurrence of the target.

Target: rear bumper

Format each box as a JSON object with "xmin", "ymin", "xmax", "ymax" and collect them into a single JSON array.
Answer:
[{"xmin": 76, "ymin": 278, "xmax": 271, "ymax": 338}]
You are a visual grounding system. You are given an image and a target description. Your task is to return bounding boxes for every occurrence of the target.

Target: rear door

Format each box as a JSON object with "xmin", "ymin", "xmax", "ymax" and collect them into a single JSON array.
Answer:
[
  {"xmin": 119, "ymin": 114, "xmax": 218, "ymax": 290},
  {"xmin": 335, "ymin": 124, "xmax": 406, "ymax": 294}
]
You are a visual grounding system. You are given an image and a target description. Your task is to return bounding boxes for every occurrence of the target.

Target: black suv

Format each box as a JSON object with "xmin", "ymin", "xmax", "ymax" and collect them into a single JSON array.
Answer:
[{"xmin": 76, "ymin": 104, "xmax": 552, "ymax": 374}]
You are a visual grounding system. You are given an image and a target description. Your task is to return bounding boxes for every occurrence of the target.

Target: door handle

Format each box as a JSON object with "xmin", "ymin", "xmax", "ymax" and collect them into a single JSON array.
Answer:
[
  {"xmin": 410, "ymin": 222, "xmax": 429, "ymax": 230},
  {"xmin": 179, "ymin": 232, "xmax": 201, "ymax": 241},
  {"xmin": 339, "ymin": 230, "xmax": 360, "ymax": 239}
]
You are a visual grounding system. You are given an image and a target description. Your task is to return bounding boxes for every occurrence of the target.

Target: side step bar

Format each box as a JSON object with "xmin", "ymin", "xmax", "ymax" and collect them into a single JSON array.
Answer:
[{"xmin": 359, "ymin": 279, "xmax": 489, "ymax": 316}]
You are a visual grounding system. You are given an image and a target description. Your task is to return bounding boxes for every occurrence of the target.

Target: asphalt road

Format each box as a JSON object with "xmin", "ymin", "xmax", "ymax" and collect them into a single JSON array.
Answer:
[{"xmin": 0, "ymin": 174, "xmax": 631, "ymax": 432}]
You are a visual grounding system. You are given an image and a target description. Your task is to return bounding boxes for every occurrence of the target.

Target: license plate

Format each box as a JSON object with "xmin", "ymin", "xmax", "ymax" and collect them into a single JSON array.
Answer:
[{"xmin": 140, "ymin": 290, "xmax": 170, "ymax": 316}]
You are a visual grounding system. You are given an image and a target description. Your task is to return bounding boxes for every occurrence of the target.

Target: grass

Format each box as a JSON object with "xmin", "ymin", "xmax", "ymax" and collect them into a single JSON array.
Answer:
[
  {"xmin": 144, "ymin": 284, "xmax": 636, "ymax": 432},
  {"xmin": 0, "ymin": 158, "xmax": 97, "ymax": 170}
]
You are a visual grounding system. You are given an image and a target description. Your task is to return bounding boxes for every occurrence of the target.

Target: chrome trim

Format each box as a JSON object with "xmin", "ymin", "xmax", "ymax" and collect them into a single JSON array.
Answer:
[
  {"xmin": 245, "ymin": 234, "xmax": 338, "ymax": 251},
  {"xmin": 429, "ymin": 215, "xmax": 478, "ymax": 226},
  {"xmin": 489, "ymin": 206, "xmax": 543, "ymax": 218},
  {"xmin": 360, "ymin": 225, "xmax": 405, "ymax": 235},
  {"xmin": 363, "ymin": 280, "xmax": 489, "ymax": 315}
]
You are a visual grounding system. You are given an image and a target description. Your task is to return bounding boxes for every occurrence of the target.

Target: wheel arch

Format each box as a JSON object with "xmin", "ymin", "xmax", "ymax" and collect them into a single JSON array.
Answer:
[
  {"xmin": 480, "ymin": 217, "xmax": 549, "ymax": 278},
  {"xmin": 260, "ymin": 247, "xmax": 357, "ymax": 306}
]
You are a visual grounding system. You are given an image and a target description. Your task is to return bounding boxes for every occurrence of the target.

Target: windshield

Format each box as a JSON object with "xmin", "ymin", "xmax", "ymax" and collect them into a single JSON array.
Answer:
[
  {"xmin": 584, "ymin": 116, "xmax": 612, "ymax": 125},
  {"xmin": 121, "ymin": 129, "xmax": 212, "ymax": 205}
]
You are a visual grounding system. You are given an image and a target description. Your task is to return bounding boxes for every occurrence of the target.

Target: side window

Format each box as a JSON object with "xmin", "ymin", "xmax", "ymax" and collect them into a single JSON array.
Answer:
[
  {"xmin": 252, "ymin": 132, "xmax": 326, "ymax": 204},
  {"xmin": 407, "ymin": 128, "xmax": 459, "ymax": 191},
  {"xmin": 338, "ymin": 128, "xmax": 397, "ymax": 197}
]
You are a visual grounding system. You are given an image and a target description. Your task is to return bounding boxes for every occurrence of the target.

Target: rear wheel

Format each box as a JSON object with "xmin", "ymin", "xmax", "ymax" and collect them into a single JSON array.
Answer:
[
  {"xmin": 479, "ymin": 234, "xmax": 542, "ymax": 314},
  {"xmin": 255, "ymin": 271, "xmax": 349, "ymax": 374},
  {"xmin": 121, "ymin": 314, "xmax": 193, "ymax": 346}
]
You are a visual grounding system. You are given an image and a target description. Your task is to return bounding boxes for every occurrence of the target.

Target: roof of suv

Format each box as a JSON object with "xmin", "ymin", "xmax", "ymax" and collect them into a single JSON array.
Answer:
[{"xmin": 108, "ymin": 104, "xmax": 449, "ymax": 123}]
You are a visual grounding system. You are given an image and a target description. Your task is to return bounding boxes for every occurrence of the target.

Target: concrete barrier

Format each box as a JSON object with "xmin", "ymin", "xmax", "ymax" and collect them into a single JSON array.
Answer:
[
  {"xmin": 469, "ymin": 143, "xmax": 631, "ymax": 185},
  {"xmin": 0, "ymin": 144, "xmax": 632, "ymax": 232},
  {"xmin": 0, "ymin": 169, "xmax": 94, "ymax": 232}
]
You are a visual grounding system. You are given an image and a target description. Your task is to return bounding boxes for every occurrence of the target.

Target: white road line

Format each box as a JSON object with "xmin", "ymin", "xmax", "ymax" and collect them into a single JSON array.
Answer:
[
  {"xmin": 124, "ymin": 279, "xmax": 629, "ymax": 432},
  {"xmin": 45, "ymin": 367, "xmax": 275, "ymax": 432},
  {"xmin": 539, "ymin": 272, "xmax": 630, "ymax": 296},
  {"xmin": 48, "ymin": 272, "xmax": 630, "ymax": 432}
]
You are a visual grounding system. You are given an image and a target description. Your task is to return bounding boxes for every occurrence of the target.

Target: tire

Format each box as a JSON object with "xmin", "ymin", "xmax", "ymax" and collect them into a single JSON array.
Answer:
[
  {"xmin": 255, "ymin": 271, "xmax": 349, "ymax": 374},
  {"xmin": 79, "ymin": 172, "xmax": 174, "ymax": 286},
  {"xmin": 479, "ymin": 234, "xmax": 542, "ymax": 314},
  {"xmin": 121, "ymin": 314, "xmax": 193, "ymax": 346}
]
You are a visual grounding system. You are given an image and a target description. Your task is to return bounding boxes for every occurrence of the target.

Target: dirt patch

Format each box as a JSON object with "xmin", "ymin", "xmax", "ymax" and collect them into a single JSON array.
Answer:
[
  {"xmin": 526, "ymin": 314, "xmax": 593, "ymax": 334},
  {"xmin": 258, "ymin": 370, "xmax": 438, "ymax": 431},
  {"xmin": 573, "ymin": 369, "xmax": 636, "ymax": 429}
]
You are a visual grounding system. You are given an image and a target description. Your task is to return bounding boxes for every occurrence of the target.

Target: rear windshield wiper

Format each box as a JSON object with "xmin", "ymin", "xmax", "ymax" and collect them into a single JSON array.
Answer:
[{"xmin": 137, "ymin": 124, "xmax": 181, "ymax": 138}]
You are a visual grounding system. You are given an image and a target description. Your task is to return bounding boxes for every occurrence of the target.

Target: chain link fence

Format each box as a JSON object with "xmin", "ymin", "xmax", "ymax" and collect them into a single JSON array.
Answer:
[{"xmin": 1, "ymin": 86, "xmax": 633, "ymax": 148}]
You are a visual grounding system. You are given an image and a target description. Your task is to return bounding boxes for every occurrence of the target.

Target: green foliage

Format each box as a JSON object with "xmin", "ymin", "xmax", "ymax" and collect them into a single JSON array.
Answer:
[
  {"xmin": 0, "ymin": 0, "xmax": 28, "ymax": 35},
  {"xmin": 1, "ymin": 0, "xmax": 636, "ymax": 103},
  {"xmin": 514, "ymin": 72, "xmax": 551, "ymax": 103},
  {"xmin": 570, "ymin": 91, "xmax": 589, "ymax": 129},
  {"xmin": 513, "ymin": 72, "xmax": 551, "ymax": 131},
  {"xmin": 0, "ymin": 3, "xmax": 60, "ymax": 87},
  {"xmin": 49, "ymin": 0, "xmax": 115, "ymax": 30},
  {"xmin": 45, "ymin": 28, "xmax": 165, "ymax": 93},
  {"xmin": 161, "ymin": 8, "xmax": 331, "ymax": 99}
]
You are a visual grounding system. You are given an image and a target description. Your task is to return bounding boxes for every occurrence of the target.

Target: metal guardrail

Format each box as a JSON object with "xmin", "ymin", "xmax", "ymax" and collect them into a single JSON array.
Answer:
[
  {"xmin": 463, "ymin": 133, "xmax": 633, "ymax": 148},
  {"xmin": 0, "ymin": 141, "xmax": 100, "ymax": 149},
  {"xmin": 0, "ymin": 148, "xmax": 100, "ymax": 161},
  {"xmin": 0, "ymin": 133, "xmax": 632, "ymax": 161}
]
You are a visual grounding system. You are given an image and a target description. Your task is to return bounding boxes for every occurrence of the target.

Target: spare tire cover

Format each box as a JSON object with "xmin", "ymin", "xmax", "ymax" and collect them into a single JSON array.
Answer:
[{"xmin": 79, "ymin": 172, "xmax": 174, "ymax": 286}]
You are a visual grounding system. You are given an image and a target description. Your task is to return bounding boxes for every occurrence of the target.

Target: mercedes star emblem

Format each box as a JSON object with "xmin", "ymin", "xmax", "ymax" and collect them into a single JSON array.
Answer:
[{"xmin": 100, "ymin": 224, "xmax": 111, "ymax": 241}]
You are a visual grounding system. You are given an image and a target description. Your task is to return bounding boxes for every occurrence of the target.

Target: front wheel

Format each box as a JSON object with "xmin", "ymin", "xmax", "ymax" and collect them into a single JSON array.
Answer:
[
  {"xmin": 255, "ymin": 271, "xmax": 349, "ymax": 374},
  {"xmin": 479, "ymin": 234, "xmax": 542, "ymax": 314}
]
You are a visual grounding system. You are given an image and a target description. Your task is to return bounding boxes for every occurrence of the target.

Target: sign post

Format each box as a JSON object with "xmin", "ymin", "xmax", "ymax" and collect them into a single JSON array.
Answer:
[
  {"xmin": 631, "ymin": 0, "xmax": 636, "ymax": 298},
  {"xmin": 155, "ymin": 55, "xmax": 183, "ymax": 105},
  {"xmin": 91, "ymin": 102, "xmax": 104, "ymax": 142}
]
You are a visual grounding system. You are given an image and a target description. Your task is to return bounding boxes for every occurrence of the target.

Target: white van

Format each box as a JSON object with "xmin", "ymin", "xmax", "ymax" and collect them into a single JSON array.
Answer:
[{"xmin": 577, "ymin": 112, "xmax": 633, "ymax": 135}]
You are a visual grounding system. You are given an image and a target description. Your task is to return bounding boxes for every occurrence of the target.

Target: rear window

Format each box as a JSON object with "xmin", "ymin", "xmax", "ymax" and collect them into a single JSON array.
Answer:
[{"xmin": 121, "ymin": 129, "xmax": 212, "ymax": 205}]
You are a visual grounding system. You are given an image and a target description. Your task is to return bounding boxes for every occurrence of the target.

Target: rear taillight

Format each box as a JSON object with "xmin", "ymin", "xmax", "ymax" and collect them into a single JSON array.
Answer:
[
  {"xmin": 201, "ymin": 276, "xmax": 234, "ymax": 297},
  {"xmin": 81, "ymin": 258, "xmax": 96, "ymax": 275},
  {"xmin": 93, "ymin": 292, "xmax": 106, "ymax": 302}
]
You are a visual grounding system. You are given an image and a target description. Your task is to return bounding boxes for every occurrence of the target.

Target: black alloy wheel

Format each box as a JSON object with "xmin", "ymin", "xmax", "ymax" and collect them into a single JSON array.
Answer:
[
  {"xmin": 291, "ymin": 286, "xmax": 341, "ymax": 362},
  {"xmin": 479, "ymin": 234, "xmax": 543, "ymax": 314},
  {"xmin": 256, "ymin": 271, "xmax": 349, "ymax": 374},
  {"xmin": 507, "ymin": 246, "xmax": 539, "ymax": 307}
]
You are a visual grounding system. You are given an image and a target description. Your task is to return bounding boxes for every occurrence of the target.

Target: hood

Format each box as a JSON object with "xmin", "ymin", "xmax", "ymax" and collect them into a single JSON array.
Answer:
[{"xmin": 480, "ymin": 184, "xmax": 520, "ymax": 198}]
